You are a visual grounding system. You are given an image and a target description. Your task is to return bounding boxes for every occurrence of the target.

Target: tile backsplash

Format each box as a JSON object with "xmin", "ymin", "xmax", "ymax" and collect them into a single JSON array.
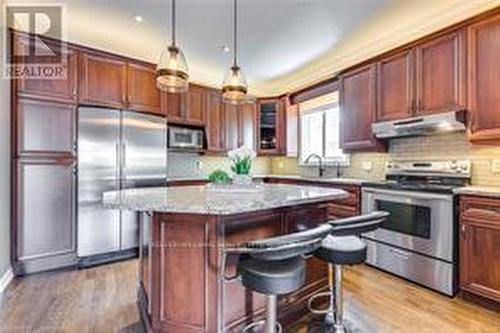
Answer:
[
  {"xmin": 167, "ymin": 152, "xmax": 271, "ymax": 178},
  {"xmin": 270, "ymin": 132, "xmax": 500, "ymax": 187}
]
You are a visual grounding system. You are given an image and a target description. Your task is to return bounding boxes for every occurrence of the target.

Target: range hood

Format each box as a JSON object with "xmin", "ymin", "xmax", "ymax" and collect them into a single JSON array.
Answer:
[{"xmin": 372, "ymin": 110, "xmax": 467, "ymax": 139}]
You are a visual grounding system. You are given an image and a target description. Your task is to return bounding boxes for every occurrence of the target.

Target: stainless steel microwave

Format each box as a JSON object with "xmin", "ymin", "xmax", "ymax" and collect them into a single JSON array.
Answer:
[{"xmin": 168, "ymin": 126, "xmax": 204, "ymax": 149}]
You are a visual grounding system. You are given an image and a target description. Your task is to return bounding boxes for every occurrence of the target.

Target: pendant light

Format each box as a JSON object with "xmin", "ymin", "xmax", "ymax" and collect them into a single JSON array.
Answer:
[
  {"xmin": 222, "ymin": 0, "xmax": 248, "ymax": 104},
  {"xmin": 156, "ymin": 0, "xmax": 189, "ymax": 93}
]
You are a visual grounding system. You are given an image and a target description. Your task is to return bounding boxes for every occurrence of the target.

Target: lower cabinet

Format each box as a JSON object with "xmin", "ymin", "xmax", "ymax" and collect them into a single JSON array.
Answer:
[
  {"xmin": 459, "ymin": 195, "xmax": 500, "ymax": 302},
  {"xmin": 14, "ymin": 158, "xmax": 77, "ymax": 274}
]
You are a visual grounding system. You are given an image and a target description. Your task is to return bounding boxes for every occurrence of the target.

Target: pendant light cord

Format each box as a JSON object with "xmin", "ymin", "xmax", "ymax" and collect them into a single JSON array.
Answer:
[
  {"xmin": 172, "ymin": 0, "xmax": 176, "ymax": 47},
  {"xmin": 233, "ymin": 0, "xmax": 237, "ymax": 67}
]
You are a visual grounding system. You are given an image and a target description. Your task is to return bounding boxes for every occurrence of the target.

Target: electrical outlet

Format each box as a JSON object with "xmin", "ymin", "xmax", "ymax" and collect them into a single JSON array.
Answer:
[
  {"xmin": 196, "ymin": 161, "xmax": 204, "ymax": 172},
  {"xmin": 278, "ymin": 161, "xmax": 285, "ymax": 169},
  {"xmin": 362, "ymin": 161, "xmax": 373, "ymax": 171},
  {"xmin": 491, "ymin": 160, "xmax": 500, "ymax": 173}
]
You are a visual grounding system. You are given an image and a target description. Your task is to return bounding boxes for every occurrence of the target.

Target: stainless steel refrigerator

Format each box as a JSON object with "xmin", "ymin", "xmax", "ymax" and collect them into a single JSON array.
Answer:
[{"xmin": 77, "ymin": 107, "xmax": 167, "ymax": 266}]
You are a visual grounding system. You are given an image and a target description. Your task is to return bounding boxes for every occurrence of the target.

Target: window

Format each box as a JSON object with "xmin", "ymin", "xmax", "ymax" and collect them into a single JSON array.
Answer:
[{"xmin": 299, "ymin": 92, "xmax": 348, "ymax": 165}]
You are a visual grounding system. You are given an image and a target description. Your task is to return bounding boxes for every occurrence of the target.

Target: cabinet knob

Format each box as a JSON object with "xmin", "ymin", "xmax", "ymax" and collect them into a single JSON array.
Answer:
[{"xmin": 461, "ymin": 224, "xmax": 467, "ymax": 236}]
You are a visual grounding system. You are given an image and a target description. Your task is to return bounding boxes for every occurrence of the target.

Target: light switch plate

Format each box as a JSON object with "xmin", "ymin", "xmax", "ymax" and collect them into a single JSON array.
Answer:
[
  {"xmin": 491, "ymin": 160, "xmax": 500, "ymax": 173},
  {"xmin": 362, "ymin": 161, "xmax": 373, "ymax": 171}
]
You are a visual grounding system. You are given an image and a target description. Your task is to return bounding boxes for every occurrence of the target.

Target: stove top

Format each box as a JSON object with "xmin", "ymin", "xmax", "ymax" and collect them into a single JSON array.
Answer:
[{"xmin": 364, "ymin": 160, "xmax": 471, "ymax": 194}]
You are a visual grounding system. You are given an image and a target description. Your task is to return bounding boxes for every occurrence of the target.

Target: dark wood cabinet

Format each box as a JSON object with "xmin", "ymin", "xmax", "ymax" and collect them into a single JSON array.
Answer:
[
  {"xmin": 79, "ymin": 51, "xmax": 127, "ymax": 108},
  {"xmin": 339, "ymin": 64, "xmax": 382, "ymax": 151},
  {"xmin": 127, "ymin": 62, "xmax": 161, "ymax": 114},
  {"xmin": 162, "ymin": 84, "xmax": 209, "ymax": 126},
  {"xmin": 376, "ymin": 49, "xmax": 414, "ymax": 121},
  {"xmin": 459, "ymin": 195, "xmax": 500, "ymax": 303},
  {"xmin": 238, "ymin": 102, "xmax": 257, "ymax": 150},
  {"xmin": 415, "ymin": 29, "xmax": 465, "ymax": 115},
  {"xmin": 161, "ymin": 91, "xmax": 186, "ymax": 123},
  {"xmin": 186, "ymin": 84, "xmax": 206, "ymax": 125},
  {"xmin": 468, "ymin": 13, "xmax": 500, "ymax": 143},
  {"xmin": 14, "ymin": 35, "xmax": 78, "ymax": 104},
  {"xmin": 15, "ymin": 98, "xmax": 76, "ymax": 158},
  {"xmin": 224, "ymin": 103, "xmax": 239, "ymax": 150},
  {"xmin": 205, "ymin": 89, "xmax": 225, "ymax": 152},
  {"xmin": 257, "ymin": 98, "xmax": 286, "ymax": 155}
]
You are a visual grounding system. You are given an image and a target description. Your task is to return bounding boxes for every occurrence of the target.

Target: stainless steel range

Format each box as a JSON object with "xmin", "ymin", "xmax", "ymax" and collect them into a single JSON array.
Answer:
[{"xmin": 362, "ymin": 160, "xmax": 471, "ymax": 296}]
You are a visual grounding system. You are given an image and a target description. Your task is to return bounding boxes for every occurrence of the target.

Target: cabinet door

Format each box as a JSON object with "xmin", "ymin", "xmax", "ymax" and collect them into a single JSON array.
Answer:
[
  {"xmin": 205, "ymin": 89, "xmax": 225, "ymax": 152},
  {"xmin": 468, "ymin": 14, "xmax": 500, "ymax": 142},
  {"xmin": 186, "ymin": 85, "xmax": 206, "ymax": 125},
  {"xmin": 14, "ymin": 33, "xmax": 78, "ymax": 103},
  {"xmin": 238, "ymin": 102, "xmax": 256, "ymax": 150},
  {"xmin": 127, "ymin": 62, "xmax": 161, "ymax": 114},
  {"xmin": 376, "ymin": 49, "xmax": 414, "ymax": 121},
  {"xmin": 79, "ymin": 52, "xmax": 127, "ymax": 108},
  {"xmin": 162, "ymin": 91, "xmax": 187, "ymax": 124},
  {"xmin": 224, "ymin": 103, "xmax": 239, "ymax": 150},
  {"xmin": 340, "ymin": 64, "xmax": 382, "ymax": 151},
  {"xmin": 15, "ymin": 98, "xmax": 76, "ymax": 158},
  {"xmin": 415, "ymin": 30, "xmax": 465, "ymax": 115},
  {"xmin": 257, "ymin": 98, "xmax": 286, "ymax": 155},
  {"xmin": 15, "ymin": 158, "xmax": 77, "ymax": 273},
  {"xmin": 460, "ymin": 196, "xmax": 500, "ymax": 302}
]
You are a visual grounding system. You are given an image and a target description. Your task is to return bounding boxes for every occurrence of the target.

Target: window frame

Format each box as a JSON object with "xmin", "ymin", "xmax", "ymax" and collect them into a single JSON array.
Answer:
[{"xmin": 298, "ymin": 101, "xmax": 349, "ymax": 166}]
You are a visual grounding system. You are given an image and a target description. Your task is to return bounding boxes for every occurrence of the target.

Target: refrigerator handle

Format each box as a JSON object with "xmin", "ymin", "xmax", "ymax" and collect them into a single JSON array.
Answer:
[
  {"xmin": 115, "ymin": 142, "xmax": 121, "ymax": 181},
  {"xmin": 121, "ymin": 142, "xmax": 127, "ymax": 180}
]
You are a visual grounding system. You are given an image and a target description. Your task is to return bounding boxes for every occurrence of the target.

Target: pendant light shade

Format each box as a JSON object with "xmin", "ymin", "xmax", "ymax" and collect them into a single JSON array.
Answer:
[
  {"xmin": 156, "ymin": 0, "xmax": 189, "ymax": 93},
  {"xmin": 222, "ymin": 65, "xmax": 247, "ymax": 103},
  {"xmin": 222, "ymin": 0, "xmax": 247, "ymax": 104}
]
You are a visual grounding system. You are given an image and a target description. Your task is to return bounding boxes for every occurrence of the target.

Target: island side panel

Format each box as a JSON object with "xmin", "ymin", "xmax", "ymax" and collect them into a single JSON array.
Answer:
[{"xmin": 142, "ymin": 212, "xmax": 220, "ymax": 333}]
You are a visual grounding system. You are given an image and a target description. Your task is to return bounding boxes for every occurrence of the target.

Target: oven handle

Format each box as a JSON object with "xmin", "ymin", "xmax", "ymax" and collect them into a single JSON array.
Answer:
[{"xmin": 362, "ymin": 187, "xmax": 452, "ymax": 201}]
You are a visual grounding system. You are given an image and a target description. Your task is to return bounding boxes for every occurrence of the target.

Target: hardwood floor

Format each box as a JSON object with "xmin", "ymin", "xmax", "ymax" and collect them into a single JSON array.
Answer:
[{"xmin": 0, "ymin": 260, "xmax": 498, "ymax": 333}]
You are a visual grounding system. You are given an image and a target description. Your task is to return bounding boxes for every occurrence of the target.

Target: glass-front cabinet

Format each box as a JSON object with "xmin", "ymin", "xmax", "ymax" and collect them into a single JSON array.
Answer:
[{"xmin": 257, "ymin": 97, "xmax": 285, "ymax": 155}]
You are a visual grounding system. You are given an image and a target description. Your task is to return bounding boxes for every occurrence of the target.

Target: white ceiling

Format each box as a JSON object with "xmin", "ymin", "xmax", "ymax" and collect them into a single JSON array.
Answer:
[{"xmin": 5, "ymin": 0, "xmax": 500, "ymax": 95}]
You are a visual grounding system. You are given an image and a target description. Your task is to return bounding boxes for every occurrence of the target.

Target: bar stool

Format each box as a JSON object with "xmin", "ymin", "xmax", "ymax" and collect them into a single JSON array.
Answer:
[
  {"xmin": 219, "ymin": 223, "xmax": 334, "ymax": 333},
  {"xmin": 307, "ymin": 211, "xmax": 389, "ymax": 333}
]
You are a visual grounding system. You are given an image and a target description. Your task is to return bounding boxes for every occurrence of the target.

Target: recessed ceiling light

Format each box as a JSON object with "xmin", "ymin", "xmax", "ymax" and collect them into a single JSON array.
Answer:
[{"xmin": 133, "ymin": 15, "xmax": 143, "ymax": 23}]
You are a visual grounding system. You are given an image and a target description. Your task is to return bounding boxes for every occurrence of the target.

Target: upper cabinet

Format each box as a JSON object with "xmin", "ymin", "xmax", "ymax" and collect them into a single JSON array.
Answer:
[
  {"xmin": 127, "ymin": 62, "xmax": 161, "ymax": 115},
  {"xmin": 375, "ymin": 29, "xmax": 466, "ymax": 122},
  {"xmin": 415, "ymin": 30, "xmax": 465, "ymax": 115},
  {"xmin": 205, "ymin": 89, "xmax": 225, "ymax": 153},
  {"xmin": 468, "ymin": 13, "xmax": 500, "ymax": 143},
  {"xmin": 13, "ymin": 32, "xmax": 78, "ymax": 104},
  {"xmin": 224, "ymin": 103, "xmax": 239, "ymax": 151},
  {"xmin": 79, "ymin": 51, "xmax": 128, "ymax": 108},
  {"xmin": 257, "ymin": 98, "xmax": 286, "ymax": 155},
  {"xmin": 161, "ymin": 84, "xmax": 209, "ymax": 126},
  {"xmin": 186, "ymin": 84, "xmax": 206, "ymax": 125},
  {"xmin": 340, "ymin": 64, "xmax": 382, "ymax": 151},
  {"xmin": 239, "ymin": 102, "xmax": 257, "ymax": 150},
  {"xmin": 79, "ymin": 50, "xmax": 161, "ymax": 114},
  {"xmin": 376, "ymin": 49, "xmax": 414, "ymax": 121}
]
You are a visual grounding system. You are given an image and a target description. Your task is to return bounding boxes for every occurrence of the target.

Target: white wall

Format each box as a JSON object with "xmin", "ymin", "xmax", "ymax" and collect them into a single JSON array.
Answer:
[{"xmin": 0, "ymin": 1, "xmax": 12, "ymax": 277}]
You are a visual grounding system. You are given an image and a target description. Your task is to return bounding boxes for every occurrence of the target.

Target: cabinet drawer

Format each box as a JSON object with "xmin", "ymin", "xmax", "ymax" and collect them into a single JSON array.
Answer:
[{"xmin": 460, "ymin": 196, "xmax": 500, "ymax": 223}]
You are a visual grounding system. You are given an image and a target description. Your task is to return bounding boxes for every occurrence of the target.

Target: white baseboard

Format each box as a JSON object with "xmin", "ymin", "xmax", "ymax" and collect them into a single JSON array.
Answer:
[{"xmin": 0, "ymin": 267, "xmax": 14, "ymax": 294}]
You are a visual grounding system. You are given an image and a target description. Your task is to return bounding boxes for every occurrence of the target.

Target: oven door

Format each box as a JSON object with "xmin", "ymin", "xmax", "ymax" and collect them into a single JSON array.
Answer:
[{"xmin": 362, "ymin": 187, "xmax": 454, "ymax": 262}]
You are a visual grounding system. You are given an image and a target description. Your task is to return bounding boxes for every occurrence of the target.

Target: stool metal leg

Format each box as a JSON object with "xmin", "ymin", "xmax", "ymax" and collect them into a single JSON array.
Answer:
[
  {"xmin": 333, "ymin": 264, "xmax": 347, "ymax": 333},
  {"xmin": 325, "ymin": 263, "xmax": 335, "ymax": 325},
  {"xmin": 266, "ymin": 295, "xmax": 278, "ymax": 333}
]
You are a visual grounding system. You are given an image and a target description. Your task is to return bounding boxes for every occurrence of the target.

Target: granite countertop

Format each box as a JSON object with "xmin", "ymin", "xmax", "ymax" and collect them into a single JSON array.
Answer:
[
  {"xmin": 103, "ymin": 184, "xmax": 348, "ymax": 215},
  {"xmin": 453, "ymin": 186, "xmax": 500, "ymax": 198},
  {"xmin": 166, "ymin": 174, "xmax": 368, "ymax": 185}
]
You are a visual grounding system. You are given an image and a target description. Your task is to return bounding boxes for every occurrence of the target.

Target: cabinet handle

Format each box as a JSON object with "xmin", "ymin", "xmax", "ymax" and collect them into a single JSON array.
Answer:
[{"xmin": 460, "ymin": 224, "xmax": 467, "ymax": 236}]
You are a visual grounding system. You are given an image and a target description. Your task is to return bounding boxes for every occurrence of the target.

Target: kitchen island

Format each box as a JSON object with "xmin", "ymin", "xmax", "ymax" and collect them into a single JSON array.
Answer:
[{"xmin": 104, "ymin": 184, "xmax": 347, "ymax": 333}]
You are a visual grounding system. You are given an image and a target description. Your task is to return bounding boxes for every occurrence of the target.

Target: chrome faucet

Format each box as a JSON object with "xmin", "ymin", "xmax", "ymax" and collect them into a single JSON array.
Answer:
[{"xmin": 305, "ymin": 153, "xmax": 325, "ymax": 177}]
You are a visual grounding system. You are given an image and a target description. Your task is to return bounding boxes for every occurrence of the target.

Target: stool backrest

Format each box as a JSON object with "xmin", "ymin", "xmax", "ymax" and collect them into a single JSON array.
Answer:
[
  {"xmin": 328, "ymin": 211, "xmax": 389, "ymax": 236},
  {"xmin": 243, "ymin": 223, "xmax": 333, "ymax": 261}
]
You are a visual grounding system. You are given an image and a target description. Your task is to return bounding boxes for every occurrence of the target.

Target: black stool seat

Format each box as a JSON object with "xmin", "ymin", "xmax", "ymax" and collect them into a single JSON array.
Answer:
[
  {"xmin": 238, "ymin": 257, "xmax": 305, "ymax": 295},
  {"xmin": 315, "ymin": 235, "xmax": 367, "ymax": 265}
]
